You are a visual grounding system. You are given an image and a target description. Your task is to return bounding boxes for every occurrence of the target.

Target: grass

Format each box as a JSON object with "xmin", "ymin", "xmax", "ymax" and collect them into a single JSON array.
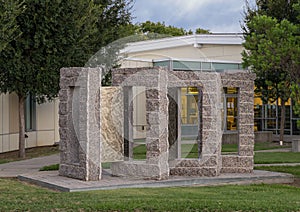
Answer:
[
  {"xmin": 254, "ymin": 142, "xmax": 291, "ymax": 151},
  {"xmin": 222, "ymin": 144, "xmax": 238, "ymax": 153},
  {"xmin": 254, "ymin": 152, "xmax": 300, "ymax": 164},
  {"xmin": 133, "ymin": 142, "xmax": 298, "ymax": 161},
  {"xmin": 255, "ymin": 165, "xmax": 300, "ymax": 178},
  {"xmin": 39, "ymin": 164, "xmax": 59, "ymax": 171},
  {"xmin": 0, "ymin": 145, "xmax": 59, "ymax": 164},
  {"xmin": 221, "ymin": 142, "xmax": 291, "ymax": 153},
  {"xmin": 133, "ymin": 144, "xmax": 147, "ymax": 160},
  {"xmin": 2, "ymin": 142, "xmax": 300, "ymax": 211},
  {"xmin": 39, "ymin": 145, "xmax": 300, "ymax": 171},
  {"xmin": 0, "ymin": 178, "xmax": 299, "ymax": 211}
]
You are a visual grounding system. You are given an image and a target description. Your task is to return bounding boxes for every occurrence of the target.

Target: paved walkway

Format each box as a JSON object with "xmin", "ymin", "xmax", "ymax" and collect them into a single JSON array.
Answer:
[
  {"xmin": 0, "ymin": 154, "xmax": 59, "ymax": 178},
  {"xmin": 0, "ymin": 150, "xmax": 298, "ymax": 192}
]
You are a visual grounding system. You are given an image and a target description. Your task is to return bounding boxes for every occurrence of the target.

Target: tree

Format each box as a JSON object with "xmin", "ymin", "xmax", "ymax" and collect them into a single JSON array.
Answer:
[
  {"xmin": 0, "ymin": 0, "xmax": 132, "ymax": 158},
  {"xmin": 138, "ymin": 21, "xmax": 187, "ymax": 36},
  {"xmin": 242, "ymin": 15, "xmax": 299, "ymax": 142},
  {"xmin": 136, "ymin": 21, "xmax": 209, "ymax": 36},
  {"xmin": 243, "ymin": 0, "xmax": 300, "ymax": 142},
  {"xmin": 195, "ymin": 28, "xmax": 210, "ymax": 34},
  {"xmin": 0, "ymin": 0, "xmax": 24, "ymax": 52},
  {"xmin": 246, "ymin": 0, "xmax": 300, "ymax": 24},
  {"xmin": 289, "ymin": 2, "xmax": 300, "ymax": 123}
]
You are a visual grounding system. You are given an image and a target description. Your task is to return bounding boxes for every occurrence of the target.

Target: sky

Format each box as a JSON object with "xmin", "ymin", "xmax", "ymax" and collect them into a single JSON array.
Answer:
[{"xmin": 132, "ymin": 0, "xmax": 256, "ymax": 33}]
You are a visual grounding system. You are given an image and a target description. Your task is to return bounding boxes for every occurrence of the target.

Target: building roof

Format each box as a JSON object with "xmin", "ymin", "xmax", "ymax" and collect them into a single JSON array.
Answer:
[{"xmin": 121, "ymin": 33, "xmax": 244, "ymax": 54}]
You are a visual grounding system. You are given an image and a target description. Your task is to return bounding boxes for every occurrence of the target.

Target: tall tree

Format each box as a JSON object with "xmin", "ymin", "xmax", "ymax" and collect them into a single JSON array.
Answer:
[
  {"xmin": 243, "ymin": 2, "xmax": 300, "ymax": 142},
  {"xmin": 0, "ymin": 0, "xmax": 24, "ymax": 51},
  {"xmin": 289, "ymin": 2, "xmax": 300, "ymax": 122},
  {"xmin": 0, "ymin": 0, "xmax": 132, "ymax": 158}
]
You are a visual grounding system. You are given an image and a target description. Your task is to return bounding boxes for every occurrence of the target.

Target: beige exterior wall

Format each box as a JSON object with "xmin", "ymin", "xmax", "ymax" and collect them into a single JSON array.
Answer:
[
  {"xmin": 123, "ymin": 44, "xmax": 243, "ymax": 63},
  {"xmin": 0, "ymin": 93, "xmax": 59, "ymax": 153},
  {"xmin": 121, "ymin": 60, "xmax": 152, "ymax": 69}
]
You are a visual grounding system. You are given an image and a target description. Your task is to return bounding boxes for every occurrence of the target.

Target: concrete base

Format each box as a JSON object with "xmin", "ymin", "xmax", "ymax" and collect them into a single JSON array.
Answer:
[
  {"xmin": 292, "ymin": 140, "xmax": 300, "ymax": 152},
  {"xmin": 18, "ymin": 170, "xmax": 294, "ymax": 192}
]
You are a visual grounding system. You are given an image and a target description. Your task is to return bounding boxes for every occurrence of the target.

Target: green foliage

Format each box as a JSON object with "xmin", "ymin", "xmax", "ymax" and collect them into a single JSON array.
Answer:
[
  {"xmin": 135, "ymin": 21, "xmax": 209, "ymax": 37},
  {"xmin": 0, "ymin": 0, "xmax": 99, "ymax": 100},
  {"xmin": 0, "ymin": 0, "xmax": 24, "ymax": 52},
  {"xmin": 138, "ymin": 21, "xmax": 188, "ymax": 36},
  {"xmin": 0, "ymin": 0, "xmax": 133, "ymax": 157},
  {"xmin": 255, "ymin": 0, "xmax": 299, "ymax": 24},
  {"xmin": 243, "ymin": 1, "xmax": 300, "ymax": 140},
  {"xmin": 0, "ymin": 0, "xmax": 133, "ymax": 100},
  {"xmin": 243, "ymin": 15, "xmax": 298, "ymax": 103},
  {"xmin": 195, "ymin": 27, "xmax": 210, "ymax": 34}
]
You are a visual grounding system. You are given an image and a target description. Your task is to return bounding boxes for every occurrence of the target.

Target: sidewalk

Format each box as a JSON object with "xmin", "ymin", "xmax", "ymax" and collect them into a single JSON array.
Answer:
[
  {"xmin": 0, "ymin": 154, "xmax": 59, "ymax": 178},
  {"xmin": 0, "ymin": 152, "xmax": 297, "ymax": 191}
]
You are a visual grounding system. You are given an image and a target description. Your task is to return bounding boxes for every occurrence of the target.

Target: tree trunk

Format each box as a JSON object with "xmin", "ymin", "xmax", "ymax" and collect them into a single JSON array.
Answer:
[
  {"xmin": 18, "ymin": 95, "xmax": 26, "ymax": 158},
  {"xmin": 279, "ymin": 101, "xmax": 286, "ymax": 145}
]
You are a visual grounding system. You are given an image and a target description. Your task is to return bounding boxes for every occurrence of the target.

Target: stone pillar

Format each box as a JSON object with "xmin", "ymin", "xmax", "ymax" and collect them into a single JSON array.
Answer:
[
  {"xmin": 59, "ymin": 67, "xmax": 102, "ymax": 181},
  {"xmin": 200, "ymin": 74, "xmax": 223, "ymax": 176},
  {"xmin": 145, "ymin": 69, "xmax": 169, "ymax": 179}
]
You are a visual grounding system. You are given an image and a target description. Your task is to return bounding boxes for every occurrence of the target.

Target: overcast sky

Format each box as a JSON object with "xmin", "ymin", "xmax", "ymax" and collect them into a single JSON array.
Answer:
[{"xmin": 132, "ymin": 0, "xmax": 256, "ymax": 33}]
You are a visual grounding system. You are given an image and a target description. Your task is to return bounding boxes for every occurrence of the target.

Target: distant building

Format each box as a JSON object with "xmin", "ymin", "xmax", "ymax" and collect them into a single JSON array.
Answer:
[{"xmin": 0, "ymin": 94, "xmax": 59, "ymax": 153}]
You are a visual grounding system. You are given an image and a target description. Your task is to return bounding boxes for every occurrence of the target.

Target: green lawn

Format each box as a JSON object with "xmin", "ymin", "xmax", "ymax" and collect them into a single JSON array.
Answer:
[
  {"xmin": 254, "ymin": 152, "xmax": 300, "ymax": 164},
  {"xmin": 221, "ymin": 142, "xmax": 291, "ymax": 153},
  {"xmin": 255, "ymin": 165, "xmax": 300, "ymax": 178},
  {"xmin": 133, "ymin": 142, "xmax": 298, "ymax": 161},
  {"xmin": 0, "ymin": 178, "xmax": 299, "ymax": 211}
]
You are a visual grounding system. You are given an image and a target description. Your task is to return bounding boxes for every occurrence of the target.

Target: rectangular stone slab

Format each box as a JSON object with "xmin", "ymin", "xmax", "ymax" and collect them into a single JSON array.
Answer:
[{"xmin": 100, "ymin": 87, "xmax": 124, "ymax": 162}]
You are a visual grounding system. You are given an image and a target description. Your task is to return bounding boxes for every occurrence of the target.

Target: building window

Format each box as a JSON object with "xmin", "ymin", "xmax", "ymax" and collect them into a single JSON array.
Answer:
[
  {"xmin": 25, "ymin": 94, "xmax": 36, "ymax": 131},
  {"xmin": 224, "ymin": 87, "xmax": 238, "ymax": 131},
  {"xmin": 181, "ymin": 87, "xmax": 199, "ymax": 125}
]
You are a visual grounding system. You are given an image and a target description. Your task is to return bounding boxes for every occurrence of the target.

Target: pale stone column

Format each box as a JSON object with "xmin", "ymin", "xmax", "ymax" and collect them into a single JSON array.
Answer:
[
  {"xmin": 145, "ymin": 68, "xmax": 169, "ymax": 179},
  {"xmin": 59, "ymin": 67, "xmax": 102, "ymax": 181}
]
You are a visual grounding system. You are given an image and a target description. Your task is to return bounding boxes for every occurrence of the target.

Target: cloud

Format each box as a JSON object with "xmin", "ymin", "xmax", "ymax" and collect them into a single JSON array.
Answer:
[{"xmin": 133, "ymin": 0, "xmax": 247, "ymax": 32}]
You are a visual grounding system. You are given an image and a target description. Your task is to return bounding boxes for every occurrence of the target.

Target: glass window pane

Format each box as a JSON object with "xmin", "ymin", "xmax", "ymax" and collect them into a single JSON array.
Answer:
[
  {"xmin": 202, "ymin": 62, "xmax": 211, "ymax": 70},
  {"xmin": 224, "ymin": 87, "xmax": 238, "ymax": 131},
  {"xmin": 292, "ymin": 120, "xmax": 300, "ymax": 135},
  {"xmin": 25, "ymin": 94, "xmax": 36, "ymax": 131},
  {"xmin": 181, "ymin": 87, "xmax": 199, "ymax": 125}
]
